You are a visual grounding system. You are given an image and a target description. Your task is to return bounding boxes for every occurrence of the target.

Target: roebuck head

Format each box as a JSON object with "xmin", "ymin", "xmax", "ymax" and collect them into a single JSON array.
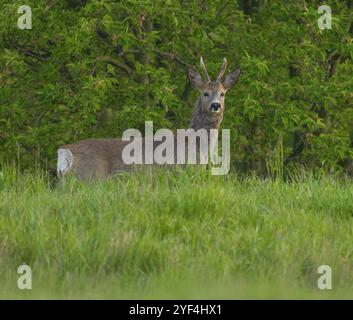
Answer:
[{"xmin": 187, "ymin": 57, "xmax": 241, "ymax": 117}]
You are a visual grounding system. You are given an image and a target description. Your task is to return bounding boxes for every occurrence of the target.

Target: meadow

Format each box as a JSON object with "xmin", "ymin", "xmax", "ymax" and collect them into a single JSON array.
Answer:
[
  {"xmin": 1, "ymin": 165, "xmax": 353, "ymax": 299},
  {"xmin": 1, "ymin": 0, "xmax": 352, "ymax": 301}
]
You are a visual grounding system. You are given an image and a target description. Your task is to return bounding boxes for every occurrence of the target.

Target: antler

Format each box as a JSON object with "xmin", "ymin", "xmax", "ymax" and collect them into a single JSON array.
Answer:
[
  {"xmin": 216, "ymin": 57, "xmax": 228, "ymax": 82},
  {"xmin": 200, "ymin": 56, "xmax": 211, "ymax": 82}
]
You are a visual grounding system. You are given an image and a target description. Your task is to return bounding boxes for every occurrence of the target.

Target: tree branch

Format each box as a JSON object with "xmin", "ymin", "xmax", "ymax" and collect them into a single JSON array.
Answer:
[
  {"xmin": 4, "ymin": 36, "xmax": 50, "ymax": 62},
  {"xmin": 96, "ymin": 56, "xmax": 133, "ymax": 76}
]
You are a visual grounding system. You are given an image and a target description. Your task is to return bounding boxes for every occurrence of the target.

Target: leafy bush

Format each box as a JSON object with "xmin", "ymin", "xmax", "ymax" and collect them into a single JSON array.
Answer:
[{"xmin": 0, "ymin": 0, "xmax": 352, "ymax": 175}]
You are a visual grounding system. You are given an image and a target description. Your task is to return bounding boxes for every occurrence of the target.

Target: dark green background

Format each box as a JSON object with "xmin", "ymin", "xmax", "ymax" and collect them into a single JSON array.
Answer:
[{"xmin": 1, "ymin": 0, "xmax": 352, "ymax": 175}]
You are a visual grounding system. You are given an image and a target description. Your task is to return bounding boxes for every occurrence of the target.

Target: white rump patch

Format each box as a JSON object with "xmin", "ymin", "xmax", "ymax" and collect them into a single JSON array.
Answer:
[{"xmin": 57, "ymin": 148, "xmax": 73, "ymax": 177}]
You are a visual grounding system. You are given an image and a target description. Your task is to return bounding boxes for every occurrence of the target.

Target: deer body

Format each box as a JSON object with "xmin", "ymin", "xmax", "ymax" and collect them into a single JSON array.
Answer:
[{"xmin": 57, "ymin": 57, "xmax": 240, "ymax": 180}]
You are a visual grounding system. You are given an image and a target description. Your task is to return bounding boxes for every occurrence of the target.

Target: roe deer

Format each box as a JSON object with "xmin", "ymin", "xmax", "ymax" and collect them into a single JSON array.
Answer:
[{"xmin": 57, "ymin": 57, "xmax": 240, "ymax": 180}]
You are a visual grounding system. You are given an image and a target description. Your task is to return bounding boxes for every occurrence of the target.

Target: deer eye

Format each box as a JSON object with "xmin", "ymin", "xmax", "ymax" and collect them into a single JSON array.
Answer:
[
  {"xmin": 203, "ymin": 92, "xmax": 209, "ymax": 97},
  {"xmin": 220, "ymin": 92, "xmax": 225, "ymax": 97}
]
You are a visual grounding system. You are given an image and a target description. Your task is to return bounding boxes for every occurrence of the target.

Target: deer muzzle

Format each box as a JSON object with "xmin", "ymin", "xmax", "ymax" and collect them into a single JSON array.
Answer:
[{"xmin": 210, "ymin": 102, "xmax": 221, "ymax": 113}]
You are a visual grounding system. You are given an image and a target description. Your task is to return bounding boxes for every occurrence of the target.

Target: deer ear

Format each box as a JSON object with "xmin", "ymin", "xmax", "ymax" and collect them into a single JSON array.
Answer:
[
  {"xmin": 223, "ymin": 68, "xmax": 241, "ymax": 89},
  {"xmin": 187, "ymin": 68, "xmax": 203, "ymax": 89}
]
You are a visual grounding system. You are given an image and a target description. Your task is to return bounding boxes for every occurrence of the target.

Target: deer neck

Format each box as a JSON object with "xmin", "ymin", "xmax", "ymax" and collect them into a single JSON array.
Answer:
[{"xmin": 188, "ymin": 97, "xmax": 223, "ymax": 131}]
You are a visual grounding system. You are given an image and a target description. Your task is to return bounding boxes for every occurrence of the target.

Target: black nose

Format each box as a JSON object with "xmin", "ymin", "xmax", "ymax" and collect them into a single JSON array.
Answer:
[{"xmin": 210, "ymin": 103, "xmax": 221, "ymax": 112}]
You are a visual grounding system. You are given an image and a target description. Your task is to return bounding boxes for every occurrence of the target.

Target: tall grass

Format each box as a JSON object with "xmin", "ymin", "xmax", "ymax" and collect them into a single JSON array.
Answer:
[{"xmin": 0, "ymin": 165, "xmax": 353, "ymax": 299}]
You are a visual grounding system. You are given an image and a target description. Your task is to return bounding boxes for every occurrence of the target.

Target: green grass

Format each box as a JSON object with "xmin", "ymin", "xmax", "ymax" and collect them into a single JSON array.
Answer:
[{"xmin": 1, "ymin": 166, "xmax": 353, "ymax": 299}]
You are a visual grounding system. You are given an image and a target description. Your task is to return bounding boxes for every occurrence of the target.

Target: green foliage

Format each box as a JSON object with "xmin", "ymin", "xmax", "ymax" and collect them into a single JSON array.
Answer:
[{"xmin": 0, "ymin": 0, "xmax": 352, "ymax": 174}]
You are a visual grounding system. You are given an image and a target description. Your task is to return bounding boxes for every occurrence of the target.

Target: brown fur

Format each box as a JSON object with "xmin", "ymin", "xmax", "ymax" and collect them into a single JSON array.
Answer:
[{"xmin": 57, "ymin": 57, "xmax": 240, "ymax": 180}]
